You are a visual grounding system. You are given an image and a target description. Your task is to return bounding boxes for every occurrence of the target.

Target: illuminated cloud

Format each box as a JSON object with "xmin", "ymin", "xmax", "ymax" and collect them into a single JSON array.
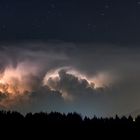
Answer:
[
  {"xmin": 0, "ymin": 62, "xmax": 40, "ymax": 95},
  {"xmin": 0, "ymin": 42, "xmax": 139, "ymax": 117},
  {"xmin": 43, "ymin": 67, "xmax": 113, "ymax": 101}
]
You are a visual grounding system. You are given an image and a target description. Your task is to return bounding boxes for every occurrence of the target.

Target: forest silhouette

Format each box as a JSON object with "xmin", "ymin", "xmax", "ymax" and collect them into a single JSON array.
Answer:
[
  {"xmin": 0, "ymin": 111, "xmax": 139, "ymax": 138},
  {"xmin": 0, "ymin": 110, "xmax": 140, "ymax": 129}
]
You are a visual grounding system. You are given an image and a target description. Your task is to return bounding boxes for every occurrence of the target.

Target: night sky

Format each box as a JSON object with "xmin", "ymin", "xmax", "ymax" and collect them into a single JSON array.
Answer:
[
  {"xmin": 0, "ymin": 0, "xmax": 138, "ymax": 44},
  {"xmin": 0, "ymin": 0, "xmax": 139, "ymax": 117}
]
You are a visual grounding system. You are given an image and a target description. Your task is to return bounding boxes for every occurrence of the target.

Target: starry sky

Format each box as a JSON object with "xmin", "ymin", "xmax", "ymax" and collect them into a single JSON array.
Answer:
[
  {"xmin": 0, "ymin": 0, "xmax": 139, "ymax": 117},
  {"xmin": 0, "ymin": 0, "xmax": 139, "ymax": 44}
]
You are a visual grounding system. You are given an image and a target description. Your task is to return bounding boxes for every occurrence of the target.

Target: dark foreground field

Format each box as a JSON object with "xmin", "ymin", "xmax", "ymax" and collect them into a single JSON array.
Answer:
[{"xmin": 0, "ymin": 111, "xmax": 140, "ymax": 138}]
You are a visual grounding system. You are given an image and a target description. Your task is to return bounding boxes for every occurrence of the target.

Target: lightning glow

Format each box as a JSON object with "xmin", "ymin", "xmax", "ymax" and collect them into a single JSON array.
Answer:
[
  {"xmin": 0, "ymin": 62, "xmax": 40, "ymax": 96},
  {"xmin": 43, "ymin": 67, "xmax": 113, "ymax": 101}
]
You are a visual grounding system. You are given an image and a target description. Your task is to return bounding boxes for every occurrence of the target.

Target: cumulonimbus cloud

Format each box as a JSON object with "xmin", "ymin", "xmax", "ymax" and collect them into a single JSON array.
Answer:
[
  {"xmin": 43, "ymin": 67, "xmax": 112, "ymax": 101},
  {"xmin": 0, "ymin": 42, "xmax": 139, "ymax": 117}
]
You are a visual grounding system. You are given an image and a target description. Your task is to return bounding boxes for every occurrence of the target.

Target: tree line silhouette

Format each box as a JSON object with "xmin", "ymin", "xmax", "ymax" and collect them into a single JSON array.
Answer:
[
  {"xmin": 1, "ymin": 110, "xmax": 140, "ymax": 129},
  {"xmin": 0, "ymin": 111, "xmax": 140, "ymax": 138}
]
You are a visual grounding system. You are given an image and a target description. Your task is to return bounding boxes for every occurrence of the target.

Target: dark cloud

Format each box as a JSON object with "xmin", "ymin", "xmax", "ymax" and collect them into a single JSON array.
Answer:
[
  {"xmin": 0, "ymin": 42, "xmax": 139, "ymax": 117},
  {"xmin": 45, "ymin": 69, "xmax": 99, "ymax": 100}
]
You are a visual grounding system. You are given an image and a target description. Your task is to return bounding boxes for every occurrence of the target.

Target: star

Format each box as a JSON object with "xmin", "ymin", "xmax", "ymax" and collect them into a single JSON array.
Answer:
[
  {"xmin": 87, "ymin": 24, "xmax": 97, "ymax": 31},
  {"xmin": 88, "ymin": 23, "xmax": 91, "ymax": 27},
  {"xmin": 1, "ymin": 25, "xmax": 7, "ymax": 31},
  {"xmin": 2, "ymin": 25, "xmax": 6, "ymax": 28},
  {"xmin": 105, "ymin": 5, "xmax": 109, "ymax": 9},
  {"xmin": 93, "ymin": 25, "xmax": 97, "ymax": 28},
  {"xmin": 50, "ymin": 4, "xmax": 56, "ymax": 9},
  {"xmin": 5, "ymin": 4, "xmax": 9, "ymax": 9},
  {"xmin": 100, "ymin": 13, "xmax": 105, "ymax": 16},
  {"xmin": 48, "ymin": 11, "xmax": 51, "ymax": 14},
  {"xmin": 58, "ymin": 12, "xmax": 62, "ymax": 17},
  {"xmin": 0, "ymin": 25, "xmax": 7, "ymax": 32}
]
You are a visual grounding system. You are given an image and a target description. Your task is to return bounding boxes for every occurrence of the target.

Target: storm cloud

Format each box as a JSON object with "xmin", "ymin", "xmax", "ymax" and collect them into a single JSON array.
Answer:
[{"xmin": 0, "ymin": 42, "xmax": 139, "ymax": 117}]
